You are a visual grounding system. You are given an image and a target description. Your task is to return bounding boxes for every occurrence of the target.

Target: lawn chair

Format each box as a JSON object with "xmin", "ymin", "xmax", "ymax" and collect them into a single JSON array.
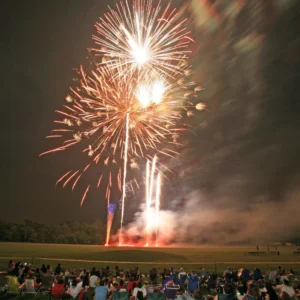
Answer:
[
  {"xmin": 268, "ymin": 271, "xmax": 277, "ymax": 282},
  {"xmin": 112, "ymin": 291, "xmax": 129, "ymax": 300},
  {"xmin": 147, "ymin": 293, "xmax": 165, "ymax": 300},
  {"xmin": 188, "ymin": 275, "xmax": 199, "ymax": 293},
  {"xmin": 127, "ymin": 280, "xmax": 139, "ymax": 294},
  {"xmin": 164, "ymin": 284, "xmax": 180, "ymax": 300},
  {"xmin": 5, "ymin": 276, "xmax": 20, "ymax": 296},
  {"xmin": 41, "ymin": 274, "xmax": 54, "ymax": 292},
  {"xmin": 178, "ymin": 274, "xmax": 187, "ymax": 287},
  {"xmin": 22, "ymin": 279, "xmax": 37, "ymax": 296},
  {"xmin": 50, "ymin": 283, "xmax": 65, "ymax": 300},
  {"xmin": 164, "ymin": 285, "xmax": 179, "ymax": 300}
]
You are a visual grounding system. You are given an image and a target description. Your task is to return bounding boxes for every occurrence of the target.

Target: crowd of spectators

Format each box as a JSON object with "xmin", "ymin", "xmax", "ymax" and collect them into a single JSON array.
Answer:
[{"xmin": 3, "ymin": 260, "xmax": 300, "ymax": 300}]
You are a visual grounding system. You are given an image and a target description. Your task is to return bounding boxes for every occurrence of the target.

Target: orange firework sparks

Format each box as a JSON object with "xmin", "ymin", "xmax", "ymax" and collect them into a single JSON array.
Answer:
[{"xmin": 41, "ymin": 62, "xmax": 193, "ymax": 204}]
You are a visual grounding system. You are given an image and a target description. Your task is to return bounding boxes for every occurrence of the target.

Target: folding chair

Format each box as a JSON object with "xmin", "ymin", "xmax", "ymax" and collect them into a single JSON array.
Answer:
[
  {"xmin": 127, "ymin": 280, "xmax": 139, "ymax": 294},
  {"xmin": 50, "ymin": 283, "xmax": 65, "ymax": 300},
  {"xmin": 164, "ymin": 285, "xmax": 179, "ymax": 300},
  {"xmin": 268, "ymin": 271, "xmax": 277, "ymax": 282},
  {"xmin": 147, "ymin": 293, "xmax": 165, "ymax": 300},
  {"xmin": 179, "ymin": 274, "xmax": 187, "ymax": 287},
  {"xmin": 188, "ymin": 275, "xmax": 199, "ymax": 293},
  {"xmin": 5, "ymin": 276, "xmax": 21, "ymax": 296},
  {"xmin": 21, "ymin": 279, "xmax": 37, "ymax": 296},
  {"xmin": 41, "ymin": 274, "xmax": 54, "ymax": 293},
  {"xmin": 112, "ymin": 291, "xmax": 129, "ymax": 300}
]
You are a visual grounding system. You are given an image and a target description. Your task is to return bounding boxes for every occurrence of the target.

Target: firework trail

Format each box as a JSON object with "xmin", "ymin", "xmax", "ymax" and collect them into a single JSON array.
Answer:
[
  {"xmin": 145, "ymin": 156, "xmax": 158, "ymax": 246},
  {"xmin": 119, "ymin": 113, "xmax": 129, "ymax": 245},
  {"xmin": 155, "ymin": 172, "xmax": 161, "ymax": 247},
  {"xmin": 105, "ymin": 202, "xmax": 117, "ymax": 246}
]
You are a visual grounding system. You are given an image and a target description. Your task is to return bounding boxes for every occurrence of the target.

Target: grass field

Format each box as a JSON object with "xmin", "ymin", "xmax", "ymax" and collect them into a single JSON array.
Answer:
[{"xmin": 0, "ymin": 242, "xmax": 299, "ymax": 274}]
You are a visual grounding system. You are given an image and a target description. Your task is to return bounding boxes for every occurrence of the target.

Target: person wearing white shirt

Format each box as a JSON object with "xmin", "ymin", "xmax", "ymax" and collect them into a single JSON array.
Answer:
[
  {"xmin": 281, "ymin": 280, "xmax": 295, "ymax": 298},
  {"xmin": 68, "ymin": 279, "xmax": 83, "ymax": 299},
  {"xmin": 132, "ymin": 282, "xmax": 147, "ymax": 300},
  {"xmin": 89, "ymin": 275, "xmax": 99, "ymax": 288}
]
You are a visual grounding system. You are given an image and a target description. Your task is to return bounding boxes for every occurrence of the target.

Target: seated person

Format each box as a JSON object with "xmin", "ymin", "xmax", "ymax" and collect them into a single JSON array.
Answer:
[
  {"xmin": 117, "ymin": 279, "xmax": 127, "ymax": 292},
  {"xmin": 95, "ymin": 280, "xmax": 108, "ymax": 300},
  {"xmin": 214, "ymin": 283, "xmax": 237, "ymax": 300},
  {"xmin": 67, "ymin": 278, "xmax": 83, "ymax": 299},
  {"xmin": 132, "ymin": 282, "xmax": 147, "ymax": 300}
]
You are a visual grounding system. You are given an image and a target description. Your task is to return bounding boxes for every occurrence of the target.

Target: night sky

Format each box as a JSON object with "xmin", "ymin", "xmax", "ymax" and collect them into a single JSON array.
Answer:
[{"xmin": 4, "ymin": 0, "xmax": 300, "ymax": 241}]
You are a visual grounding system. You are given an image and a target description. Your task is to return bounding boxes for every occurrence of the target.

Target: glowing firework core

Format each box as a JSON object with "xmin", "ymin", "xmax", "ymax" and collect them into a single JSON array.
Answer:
[{"xmin": 136, "ymin": 80, "xmax": 167, "ymax": 107}]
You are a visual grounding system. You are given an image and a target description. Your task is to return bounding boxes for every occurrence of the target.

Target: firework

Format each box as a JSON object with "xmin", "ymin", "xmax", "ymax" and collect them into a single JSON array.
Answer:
[
  {"xmin": 155, "ymin": 172, "xmax": 161, "ymax": 247},
  {"xmin": 41, "ymin": 0, "xmax": 200, "ymax": 246},
  {"xmin": 40, "ymin": 62, "xmax": 193, "ymax": 243},
  {"xmin": 145, "ymin": 156, "xmax": 161, "ymax": 246},
  {"xmin": 105, "ymin": 202, "xmax": 117, "ymax": 246},
  {"xmin": 93, "ymin": 0, "xmax": 193, "ymax": 78}
]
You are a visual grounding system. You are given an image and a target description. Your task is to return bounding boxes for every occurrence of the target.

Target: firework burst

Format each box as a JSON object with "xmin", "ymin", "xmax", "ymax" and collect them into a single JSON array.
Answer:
[
  {"xmin": 40, "ymin": 62, "xmax": 194, "ymax": 204},
  {"xmin": 92, "ymin": 0, "xmax": 193, "ymax": 77}
]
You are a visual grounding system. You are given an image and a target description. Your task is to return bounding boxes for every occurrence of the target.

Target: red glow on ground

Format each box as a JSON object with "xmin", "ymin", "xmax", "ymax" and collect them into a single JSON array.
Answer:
[{"xmin": 105, "ymin": 243, "xmax": 164, "ymax": 248}]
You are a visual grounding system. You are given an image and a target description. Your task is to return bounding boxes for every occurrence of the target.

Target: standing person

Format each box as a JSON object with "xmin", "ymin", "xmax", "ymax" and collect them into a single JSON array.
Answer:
[{"xmin": 95, "ymin": 280, "xmax": 108, "ymax": 300}]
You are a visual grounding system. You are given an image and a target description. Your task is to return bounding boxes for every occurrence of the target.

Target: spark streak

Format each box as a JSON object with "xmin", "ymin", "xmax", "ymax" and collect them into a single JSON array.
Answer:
[
  {"xmin": 119, "ymin": 112, "xmax": 130, "ymax": 245},
  {"xmin": 155, "ymin": 172, "xmax": 161, "ymax": 247}
]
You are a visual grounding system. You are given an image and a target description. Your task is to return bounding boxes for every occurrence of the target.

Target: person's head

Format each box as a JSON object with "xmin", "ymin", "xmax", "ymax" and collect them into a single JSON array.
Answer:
[
  {"xmin": 283, "ymin": 279, "xmax": 289, "ymax": 286},
  {"xmin": 72, "ymin": 279, "xmax": 78, "ymax": 287},
  {"xmin": 265, "ymin": 282, "xmax": 274, "ymax": 292},
  {"xmin": 57, "ymin": 277, "xmax": 64, "ymax": 284},
  {"xmin": 278, "ymin": 266, "xmax": 282, "ymax": 270},
  {"xmin": 100, "ymin": 280, "xmax": 104, "ymax": 286},
  {"xmin": 119, "ymin": 279, "xmax": 124, "ymax": 286},
  {"xmin": 223, "ymin": 284, "xmax": 234, "ymax": 295},
  {"xmin": 138, "ymin": 282, "xmax": 142, "ymax": 288}
]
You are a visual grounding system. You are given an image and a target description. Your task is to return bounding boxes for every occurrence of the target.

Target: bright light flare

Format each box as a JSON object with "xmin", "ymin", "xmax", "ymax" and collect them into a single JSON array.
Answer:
[{"xmin": 136, "ymin": 79, "xmax": 167, "ymax": 107}]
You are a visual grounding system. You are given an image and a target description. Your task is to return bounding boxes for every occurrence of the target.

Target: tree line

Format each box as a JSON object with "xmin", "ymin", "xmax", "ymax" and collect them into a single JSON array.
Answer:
[{"xmin": 0, "ymin": 220, "xmax": 106, "ymax": 244}]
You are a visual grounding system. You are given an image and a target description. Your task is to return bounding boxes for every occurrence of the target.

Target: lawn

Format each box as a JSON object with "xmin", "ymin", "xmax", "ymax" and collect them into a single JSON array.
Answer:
[{"xmin": 0, "ymin": 242, "xmax": 299, "ymax": 274}]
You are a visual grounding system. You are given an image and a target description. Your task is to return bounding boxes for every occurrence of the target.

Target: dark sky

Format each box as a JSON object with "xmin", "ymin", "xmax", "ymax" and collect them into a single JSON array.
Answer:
[{"xmin": 3, "ymin": 0, "xmax": 300, "ymax": 240}]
